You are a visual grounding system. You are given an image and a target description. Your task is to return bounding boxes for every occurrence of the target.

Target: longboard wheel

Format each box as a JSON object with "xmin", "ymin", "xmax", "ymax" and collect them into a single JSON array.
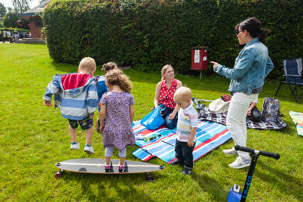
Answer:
[
  {"xmin": 55, "ymin": 172, "xmax": 62, "ymax": 179},
  {"xmin": 146, "ymin": 172, "xmax": 154, "ymax": 182},
  {"xmin": 55, "ymin": 169, "xmax": 64, "ymax": 179}
]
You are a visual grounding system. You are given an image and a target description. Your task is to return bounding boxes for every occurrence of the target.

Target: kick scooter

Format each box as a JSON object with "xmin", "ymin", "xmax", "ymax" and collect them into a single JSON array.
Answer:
[{"xmin": 227, "ymin": 145, "xmax": 280, "ymax": 202}]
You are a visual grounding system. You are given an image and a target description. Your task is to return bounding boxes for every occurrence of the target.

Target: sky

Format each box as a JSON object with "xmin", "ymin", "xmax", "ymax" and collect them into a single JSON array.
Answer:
[{"xmin": 1, "ymin": 0, "xmax": 40, "ymax": 9}]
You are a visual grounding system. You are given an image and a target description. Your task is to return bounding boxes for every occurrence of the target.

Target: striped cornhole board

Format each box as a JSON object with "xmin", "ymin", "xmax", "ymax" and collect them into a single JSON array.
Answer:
[{"xmin": 132, "ymin": 120, "xmax": 232, "ymax": 164}]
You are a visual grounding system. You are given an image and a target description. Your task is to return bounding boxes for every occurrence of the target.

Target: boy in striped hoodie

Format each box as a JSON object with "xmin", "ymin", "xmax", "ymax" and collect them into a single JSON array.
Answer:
[
  {"xmin": 43, "ymin": 57, "xmax": 99, "ymax": 154},
  {"xmin": 171, "ymin": 87, "xmax": 198, "ymax": 175}
]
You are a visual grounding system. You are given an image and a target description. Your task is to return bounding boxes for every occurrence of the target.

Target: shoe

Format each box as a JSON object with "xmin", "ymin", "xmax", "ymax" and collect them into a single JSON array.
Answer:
[
  {"xmin": 119, "ymin": 161, "xmax": 128, "ymax": 173},
  {"xmin": 182, "ymin": 166, "xmax": 192, "ymax": 175},
  {"xmin": 105, "ymin": 162, "xmax": 114, "ymax": 172},
  {"xmin": 70, "ymin": 142, "xmax": 80, "ymax": 150},
  {"xmin": 84, "ymin": 144, "xmax": 94, "ymax": 154},
  {"xmin": 229, "ymin": 157, "xmax": 251, "ymax": 169},
  {"xmin": 223, "ymin": 147, "xmax": 238, "ymax": 156},
  {"xmin": 96, "ymin": 118, "xmax": 101, "ymax": 133},
  {"xmin": 170, "ymin": 158, "xmax": 183, "ymax": 165}
]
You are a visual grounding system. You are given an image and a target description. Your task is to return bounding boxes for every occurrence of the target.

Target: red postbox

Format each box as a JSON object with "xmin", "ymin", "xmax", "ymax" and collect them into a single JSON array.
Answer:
[{"xmin": 191, "ymin": 46, "xmax": 208, "ymax": 70}]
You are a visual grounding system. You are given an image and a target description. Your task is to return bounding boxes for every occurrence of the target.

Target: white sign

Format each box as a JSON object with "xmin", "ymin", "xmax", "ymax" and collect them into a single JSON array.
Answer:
[{"xmin": 194, "ymin": 50, "xmax": 200, "ymax": 63}]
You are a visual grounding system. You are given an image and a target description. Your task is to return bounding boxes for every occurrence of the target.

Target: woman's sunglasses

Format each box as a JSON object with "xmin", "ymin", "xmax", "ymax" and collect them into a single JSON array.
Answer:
[{"xmin": 235, "ymin": 30, "xmax": 243, "ymax": 36}]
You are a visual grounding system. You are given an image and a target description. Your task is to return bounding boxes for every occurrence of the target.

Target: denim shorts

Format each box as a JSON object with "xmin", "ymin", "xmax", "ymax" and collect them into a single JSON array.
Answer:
[{"xmin": 68, "ymin": 117, "xmax": 93, "ymax": 130}]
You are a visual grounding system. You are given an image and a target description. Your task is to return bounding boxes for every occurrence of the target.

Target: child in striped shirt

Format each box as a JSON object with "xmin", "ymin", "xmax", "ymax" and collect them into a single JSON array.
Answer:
[{"xmin": 170, "ymin": 87, "xmax": 198, "ymax": 175}]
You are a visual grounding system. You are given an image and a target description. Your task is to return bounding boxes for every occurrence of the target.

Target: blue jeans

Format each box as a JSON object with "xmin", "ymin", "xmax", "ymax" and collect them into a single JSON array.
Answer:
[
  {"xmin": 175, "ymin": 139, "xmax": 195, "ymax": 168},
  {"xmin": 161, "ymin": 107, "xmax": 178, "ymax": 129}
]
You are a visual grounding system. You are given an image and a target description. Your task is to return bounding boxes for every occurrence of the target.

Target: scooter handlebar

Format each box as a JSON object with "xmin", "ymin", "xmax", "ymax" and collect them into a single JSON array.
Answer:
[{"xmin": 235, "ymin": 145, "xmax": 280, "ymax": 159}]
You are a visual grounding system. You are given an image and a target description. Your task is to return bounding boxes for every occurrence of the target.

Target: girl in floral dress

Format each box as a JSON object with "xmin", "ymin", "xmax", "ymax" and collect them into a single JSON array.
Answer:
[{"xmin": 98, "ymin": 69, "xmax": 135, "ymax": 172}]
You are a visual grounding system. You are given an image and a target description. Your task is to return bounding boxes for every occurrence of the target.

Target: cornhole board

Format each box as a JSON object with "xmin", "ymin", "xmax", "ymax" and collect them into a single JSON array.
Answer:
[{"xmin": 55, "ymin": 158, "xmax": 164, "ymax": 181}]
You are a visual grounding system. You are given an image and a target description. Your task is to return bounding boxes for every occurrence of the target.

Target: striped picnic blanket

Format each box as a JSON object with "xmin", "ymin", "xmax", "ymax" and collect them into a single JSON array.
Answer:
[
  {"xmin": 132, "ymin": 120, "xmax": 232, "ymax": 164},
  {"xmin": 289, "ymin": 111, "xmax": 303, "ymax": 136}
]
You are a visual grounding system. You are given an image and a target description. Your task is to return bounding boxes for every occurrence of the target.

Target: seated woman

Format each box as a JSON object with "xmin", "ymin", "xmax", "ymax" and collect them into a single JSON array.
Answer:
[{"xmin": 154, "ymin": 65, "xmax": 182, "ymax": 129}]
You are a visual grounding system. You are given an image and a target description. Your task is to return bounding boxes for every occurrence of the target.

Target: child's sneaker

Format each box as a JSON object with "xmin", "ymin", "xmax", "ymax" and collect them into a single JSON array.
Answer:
[
  {"xmin": 84, "ymin": 144, "xmax": 94, "ymax": 154},
  {"xmin": 105, "ymin": 162, "xmax": 114, "ymax": 172},
  {"xmin": 229, "ymin": 157, "xmax": 251, "ymax": 169},
  {"xmin": 223, "ymin": 147, "xmax": 238, "ymax": 156},
  {"xmin": 182, "ymin": 166, "xmax": 192, "ymax": 175},
  {"xmin": 119, "ymin": 161, "xmax": 128, "ymax": 173},
  {"xmin": 70, "ymin": 142, "xmax": 80, "ymax": 150},
  {"xmin": 96, "ymin": 118, "xmax": 101, "ymax": 133}
]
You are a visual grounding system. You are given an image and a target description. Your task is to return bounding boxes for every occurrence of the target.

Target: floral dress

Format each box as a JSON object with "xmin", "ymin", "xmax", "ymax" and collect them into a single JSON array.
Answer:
[{"xmin": 100, "ymin": 91, "xmax": 135, "ymax": 150}]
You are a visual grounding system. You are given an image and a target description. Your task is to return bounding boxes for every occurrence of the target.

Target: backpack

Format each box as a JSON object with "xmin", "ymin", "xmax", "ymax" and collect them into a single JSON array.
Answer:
[{"xmin": 262, "ymin": 97, "xmax": 280, "ymax": 122}]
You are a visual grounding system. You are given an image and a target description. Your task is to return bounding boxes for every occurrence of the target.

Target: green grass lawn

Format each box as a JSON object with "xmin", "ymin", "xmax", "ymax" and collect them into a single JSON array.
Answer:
[{"xmin": 0, "ymin": 44, "xmax": 302, "ymax": 201}]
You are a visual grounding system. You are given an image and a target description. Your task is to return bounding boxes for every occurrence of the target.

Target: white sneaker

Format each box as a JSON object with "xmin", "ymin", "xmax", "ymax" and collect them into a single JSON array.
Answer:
[
  {"xmin": 229, "ymin": 157, "xmax": 251, "ymax": 169},
  {"xmin": 223, "ymin": 147, "xmax": 238, "ymax": 156},
  {"xmin": 84, "ymin": 144, "xmax": 94, "ymax": 154},
  {"xmin": 70, "ymin": 142, "xmax": 80, "ymax": 150}
]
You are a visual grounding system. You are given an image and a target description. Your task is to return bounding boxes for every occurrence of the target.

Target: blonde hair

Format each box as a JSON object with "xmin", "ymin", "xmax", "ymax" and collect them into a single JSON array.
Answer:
[
  {"xmin": 106, "ymin": 69, "xmax": 132, "ymax": 92},
  {"xmin": 79, "ymin": 57, "xmax": 96, "ymax": 72},
  {"xmin": 102, "ymin": 62, "xmax": 118, "ymax": 72},
  {"xmin": 161, "ymin": 64, "xmax": 173, "ymax": 80},
  {"xmin": 174, "ymin": 87, "xmax": 192, "ymax": 101}
]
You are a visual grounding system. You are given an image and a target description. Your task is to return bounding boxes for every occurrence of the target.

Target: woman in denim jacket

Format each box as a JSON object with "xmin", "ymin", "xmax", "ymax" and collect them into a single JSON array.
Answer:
[{"xmin": 211, "ymin": 17, "xmax": 274, "ymax": 169}]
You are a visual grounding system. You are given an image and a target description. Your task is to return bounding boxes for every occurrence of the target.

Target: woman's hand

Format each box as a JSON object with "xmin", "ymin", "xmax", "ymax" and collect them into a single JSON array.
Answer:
[
  {"xmin": 210, "ymin": 61, "xmax": 219, "ymax": 70},
  {"xmin": 168, "ymin": 112, "xmax": 176, "ymax": 120},
  {"xmin": 247, "ymin": 102, "xmax": 257, "ymax": 117},
  {"xmin": 247, "ymin": 109, "xmax": 252, "ymax": 116}
]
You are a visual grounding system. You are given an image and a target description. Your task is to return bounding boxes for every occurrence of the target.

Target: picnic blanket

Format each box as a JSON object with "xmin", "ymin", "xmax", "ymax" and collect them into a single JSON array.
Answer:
[
  {"xmin": 289, "ymin": 111, "xmax": 303, "ymax": 136},
  {"xmin": 198, "ymin": 104, "xmax": 287, "ymax": 130},
  {"xmin": 132, "ymin": 120, "xmax": 232, "ymax": 164}
]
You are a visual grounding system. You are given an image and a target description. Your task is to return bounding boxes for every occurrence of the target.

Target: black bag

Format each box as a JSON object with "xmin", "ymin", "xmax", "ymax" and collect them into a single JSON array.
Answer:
[{"xmin": 248, "ymin": 106, "xmax": 262, "ymax": 122}]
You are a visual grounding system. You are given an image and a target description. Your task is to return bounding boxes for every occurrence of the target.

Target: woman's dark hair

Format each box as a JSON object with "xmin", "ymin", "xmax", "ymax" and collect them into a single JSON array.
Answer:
[
  {"xmin": 235, "ymin": 17, "xmax": 270, "ymax": 43},
  {"xmin": 102, "ymin": 62, "xmax": 118, "ymax": 72}
]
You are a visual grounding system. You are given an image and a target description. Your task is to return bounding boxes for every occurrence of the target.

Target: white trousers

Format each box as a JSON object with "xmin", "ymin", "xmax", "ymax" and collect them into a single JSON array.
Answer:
[{"xmin": 226, "ymin": 92, "xmax": 258, "ymax": 159}]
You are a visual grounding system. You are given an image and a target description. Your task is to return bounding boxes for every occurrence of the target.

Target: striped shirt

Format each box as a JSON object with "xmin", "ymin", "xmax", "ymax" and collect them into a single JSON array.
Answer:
[
  {"xmin": 176, "ymin": 101, "xmax": 198, "ymax": 142},
  {"xmin": 43, "ymin": 73, "xmax": 99, "ymax": 120}
]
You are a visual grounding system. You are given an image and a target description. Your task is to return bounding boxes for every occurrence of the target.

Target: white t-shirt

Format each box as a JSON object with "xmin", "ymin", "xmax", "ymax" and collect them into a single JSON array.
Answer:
[{"xmin": 176, "ymin": 101, "xmax": 198, "ymax": 142}]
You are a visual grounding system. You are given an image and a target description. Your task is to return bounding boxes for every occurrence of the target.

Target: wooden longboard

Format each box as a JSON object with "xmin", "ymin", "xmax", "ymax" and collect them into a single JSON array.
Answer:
[{"xmin": 55, "ymin": 158, "xmax": 164, "ymax": 180}]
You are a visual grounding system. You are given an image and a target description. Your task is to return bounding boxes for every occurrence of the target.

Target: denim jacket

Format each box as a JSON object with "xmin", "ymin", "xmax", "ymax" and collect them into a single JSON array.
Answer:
[{"xmin": 214, "ymin": 38, "xmax": 274, "ymax": 94}]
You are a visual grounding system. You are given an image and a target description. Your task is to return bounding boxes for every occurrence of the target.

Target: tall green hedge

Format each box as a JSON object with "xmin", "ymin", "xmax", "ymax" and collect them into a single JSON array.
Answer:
[{"xmin": 43, "ymin": 0, "xmax": 303, "ymax": 77}]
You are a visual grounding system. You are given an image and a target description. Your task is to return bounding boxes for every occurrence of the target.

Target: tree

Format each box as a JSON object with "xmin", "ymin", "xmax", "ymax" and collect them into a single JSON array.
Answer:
[
  {"xmin": 12, "ymin": 0, "xmax": 31, "ymax": 14},
  {"xmin": 3, "ymin": 12, "xmax": 18, "ymax": 28},
  {"xmin": 0, "ymin": 2, "xmax": 7, "ymax": 17}
]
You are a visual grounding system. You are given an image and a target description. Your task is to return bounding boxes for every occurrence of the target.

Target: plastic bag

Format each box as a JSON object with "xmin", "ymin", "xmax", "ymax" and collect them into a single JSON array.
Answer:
[
  {"xmin": 209, "ymin": 98, "xmax": 230, "ymax": 113},
  {"xmin": 141, "ymin": 105, "xmax": 166, "ymax": 130}
]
